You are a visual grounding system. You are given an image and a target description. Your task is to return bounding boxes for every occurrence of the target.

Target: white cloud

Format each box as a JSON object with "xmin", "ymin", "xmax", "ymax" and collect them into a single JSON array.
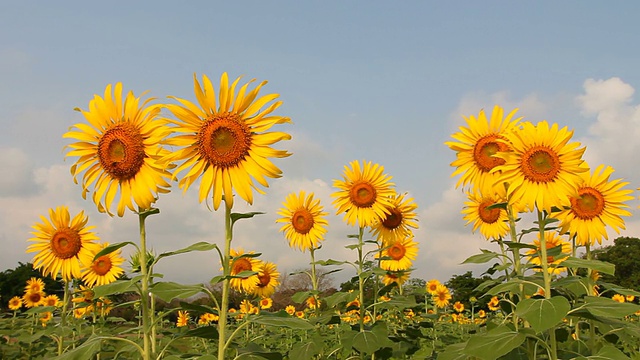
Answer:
[
  {"xmin": 450, "ymin": 91, "xmax": 547, "ymax": 125},
  {"xmin": 0, "ymin": 147, "xmax": 38, "ymax": 197}
]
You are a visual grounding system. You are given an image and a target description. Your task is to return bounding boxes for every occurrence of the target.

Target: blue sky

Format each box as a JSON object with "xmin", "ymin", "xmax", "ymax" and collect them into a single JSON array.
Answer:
[{"xmin": 2, "ymin": 2, "xmax": 640, "ymax": 287}]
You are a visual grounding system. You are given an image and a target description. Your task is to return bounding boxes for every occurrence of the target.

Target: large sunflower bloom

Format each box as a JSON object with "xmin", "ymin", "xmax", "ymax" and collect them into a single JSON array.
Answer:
[
  {"xmin": 378, "ymin": 237, "xmax": 418, "ymax": 271},
  {"xmin": 229, "ymin": 249, "xmax": 263, "ymax": 293},
  {"xmin": 27, "ymin": 206, "xmax": 101, "ymax": 281},
  {"xmin": 445, "ymin": 106, "xmax": 521, "ymax": 192},
  {"xmin": 25, "ymin": 277, "xmax": 46, "ymax": 294},
  {"xmin": 432, "ymin": 284, "xmax": 452, "ymax": 309},
  {"xmin": 81, "ymin": 242, "xmax": 126, "ymax": 287},
  {"xmin": 276, "ymin": 191, "xmax": 328, "ymax": 252},
  {"xmin": 370, "ymin": 193, "xmax": 418, "ymax": 244},
  {"xmin": 526, "ymin": 231, "xmax": 571, "ymax": 274},
  {"xmin": 493, "ymin": 121, "xmax": 588, "ymax": 213},
  {"xmin": 23, "ymin": 291, "xmax": 45, "ymax": 308},
  {"xmin": 64, "ymin": 83, "xmax": 172, "ymax": 217},
  {"xmin": 553, "ymin": 165, "xmax": 633, "ymax": 246},
  {"xmin": 462, "ymin": 189, "xmax": 509, "ymax": 240},
  {"xmin": 252, "ymin": 261, "xmax": 280, "ymax": 298},
  {"xmin": 332, "ymin": 160, "xmax": 396, "ymax": 227},
  {"xmin": 161, "ymin": 73, "xmax": 291, "ymax": 210}
]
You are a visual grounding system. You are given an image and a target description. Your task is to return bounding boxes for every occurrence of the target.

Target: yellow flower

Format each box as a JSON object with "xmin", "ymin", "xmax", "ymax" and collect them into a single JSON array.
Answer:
[
  {"xmin": 477, "ymin": 309, "xmax": 486, "ymax": 318},
  {"xmin": 229, "ymin": 248, "xmax": 262, "ymax": 293},
  {"xmin": 177, "ymin": 310, "xmax": 190, "ymax": 327},
  {"xmin": 493, "ymin": 121, "xmax": 588, "ymax": 213},
  {"xmin": 626, "ymin": 295, "xmax": 635, "ymax": 303},
  {"xmin": 43, "ymin": 295, "xmax": 61, "ymax": 307},
  {"xmin": 426, "ymin": 279, "xmax": 441, "ymax": 295},
  {"xmin": 488, "ymin": 296, "xmax": 500, "ymax": 311},
  {"xmin": 305, "ymin": 296, "xmax": 321, "ymax": 309},
  {"xmin": 25, "ymin": 277, "xmax": 46, "ymax": 294},
  {"xmin": 40, "ymin": 311, "xmax": 52, "ymax": 326},
  {"xmin": 432, "ymin": 285, "xmax": 451, "ymax": 309},
  {"xmin": 295, "ymin": 310, "xmax": 305, "ymax": 319},
  {"xmin": 259, "ymin": 298, "xmax": 273, "ymax": 310},
  {"xmin": 379, "ymin": 237, "xmax": 418, "ymax": 271},
  {"xmin": 526, "ymin": 231, "xmax": 571, "ymax": 274},
  {"xmin": 370, "ymin": 193, "xmax": 418, "ymax": 244},
  {"xmin": 554, "ymin": 165, "xmax": 633, "ymax": 246},
  {"xmin": 27, "ymin": 206, "xmax": 101, "ymax": 281},
  {"xmin": 252, "ymin": 262, "xmax": 280, "ymax": 298},
  {"xmin": 23, "ymin": 291, "xmax": 45, "ymax": 308},
  {"xmin": 198, "ymin": 313, "xmax": 219, "ymax": 325},
  {"xmin": 381, "ymin": 271, "xmax": 410, "ymax": 287},
  {"xmin": 612, "ymin": 294, "xmax": 625, "ymax": 303},
  {"xmin": 462, "ymin": 190, "xmax": 509, "ymax": 240},
  {"xmin": 346, "ymin": 299, "xmax": 360, "ymax": 309},
  {"xmin": 277, "ymin": 191, "xmax": 328, "ymax": 252},
  {"xmin": 332, "ymin": 160, "xmax": 396, "ymax": 227},
  {"xmin": 72, "ymin": 285, "xmax": 95, "ymax": 305},
  {"xmin": 74, "ymin": 307, "xmax": 87, "ymax": 318},
  {"xmin": 8, "ymin": 296, "xmax": 22, "ymax": 311},
  {"xmin": 82, "ymin": 242, "xmax": 125, "ymax": 287},
  {"xmin": 240, "ymin": 299, "xmax": 257, "ymax": 314},
  {"xmin": 161, "ymin": 73, "xmax": 291, "ymax": 210},
  {"xmin": 453, "ymin": 301, "xmax": 465, "ymax": 313},
  {"xmin": 446, "ymin": 106, "xmax": 521, "ymax": 192},
  {"xmin": 285, "ymin": 305, "xmax": 296, "ymax": 315},
  {"xmin": 64, "ymin": 83, "xmax": 172, "ymax": 216}
]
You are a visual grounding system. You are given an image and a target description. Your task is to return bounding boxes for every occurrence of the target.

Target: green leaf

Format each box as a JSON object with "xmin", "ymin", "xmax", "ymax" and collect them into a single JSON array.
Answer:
[
  {"xmin": 291, "ymin": 290, "xmax": 315, "ymax": 304},
  {"xmin": 289, "ymin": 340, "xmax": 320, "ymax": 360},
  {"xmin": 235, "ymin": 353, "xmax": 282, "ymax": 360},
  {"xmin": 577, "ymin": 296, "xmax": 640, "ymax": 318},
  {"xmin": 151, "ymin": 282, "xmax": 203, "ymax": 302},
  {"xmin": 313, "ymin": 259, "xmax": 348, "ymax": 266},
  {"xmin": 231, "ymin": 211, "xmax": 265, "ymax": 225},
  {"xmin": 155, "ymin": 241, "xmax": 218, "ymax": 264},
  {"xmin": 436, "ymin": 342, "xmax": 468, "ymax": 360},
  {"xmin": 180, "ymin": 325, "xmax": 219, "ymax": 340},
  {"xmin": 250, "ymin": 314, "xmax": 314, "ymax": 330},
  {"xmin": 93, "ymin": 241, "xmax": 136, "ymax": 261},
  {"xmin": 485, "ymin": 202, "xmax": 507, "ymax": 210},
  {"xmin": 487, "ymin": 279, "xmax": 539, "ymax": 295},
  {"xmin": 575, "ymin": 345, "xmax": 631, "ymax": 360},
  {"xmin": 375, "ymin": 295, "xmax": 418, "ymax": 310},
  {"xmin": 560, "ymin": 257, "xmax": 615, "ymax": 275},
  {"xmin": 352, "ymin": 330, "xmax": 381, "ymax": 354},
  {"xmin": 51, "ymin": 336, "xmax": 103, "ymax": 360},
  {"xmin": 515, "ymin": 296, "xmax": 570, "ymax": 332},
  {"xmin": 323, "ymin": 291, "xmax": 355, "ymax": 308},
  {"xmin": 463, "ymin": 325, "xmax": 526, "ymax": 360},
  {"xmin": 179, "ymin": 301, "xmax": 217, "ymax": 314},
  {"xmin": 503, "ymin": 241, "xmax": 537, "ymax": 250},
  {"xmin": 92, "ymin": 279, "xmax": 136, "ymax": 298},
  {"xmin": 462, "ymin": 250, "xmax": 500, "ymax": 264},
  {"xmin": 345, "ymin": 244, "xmax": 360, "ymax": 250}
]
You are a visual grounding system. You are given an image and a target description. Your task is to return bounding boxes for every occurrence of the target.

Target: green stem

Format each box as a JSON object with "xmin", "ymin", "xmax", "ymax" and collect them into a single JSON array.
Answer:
[
  {"xmin": 138, "ymin": 208, "xmax": 158, "ymax": 360},
  {"xmin": 536, "ymin": 209, "xmax": 557, "ymax": 360},
  {"xmin": 310, "ymin": 247, "xmax": 320, "ymax": 316},
  {"xmin": 218, "ymin": 202, "xmax": 233, "ymax": 360},
  {"xmin": 58, "ymin": 280, "xmax": 70, "ymax": 355},
  {"xmin": 585, "ymin": 243, "xmax": 597, "ymax": 354},
  {"xmin": 357, "ymin": 227, "xmax": 365, "ymax": 332}
]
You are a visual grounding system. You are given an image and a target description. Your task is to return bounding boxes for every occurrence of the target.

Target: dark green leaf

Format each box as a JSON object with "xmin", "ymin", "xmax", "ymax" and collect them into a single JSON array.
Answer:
[
  {"xmin": 289, "ymin": 341, "xmax": 320, "ymax": 360},
  {"xmin": 463, "ymin": 325, "xmax": 526, "ymax": 360},
  {"xmin": 180, "ymin": 325, "xmax": 218, "ymax": 340},
  {"xmin": 561, "ymin": 257, "xmax": 615, "ymax": 275},
  {"xmin": 313, "ymin": 259, "xmax": 347, "ymax": 266},
  {"xmin": 179, "ymin": 301, "xmax": 217, "ymax": 314},
  {"xmin": 151, "ymin": 282, "xmax": 203, "ymax": 302},
  {"xmin": 250, "ymin": 314, "xmax": 314, "ymax": 330},
  {"xmin": 462, "ymin": 250, "xmax": 500, "ymax": 264},
  {"xmin": 155, "ymin": 242, "xmax": 218, "ymax": 264},
  {"xmin": 92, "ymin": 279, "xmax": 136, "ymax": 298},
  {"xmin": 515, "ymin": 296, "xmax": 570, "ymax": 332},
  {"xmin": 352, "ymin": 331, "xmax": 381, "ymax": 354},
  {"xmin": 577, "ymin": 296, "xmax": 640, "ymax": 318},
  {"xmin": 93, "ymin": 241, "xmax": 136, "ymax": 261},
  {"xmin": 51, "ymin": 336, "xmax": 103, "ymax": 360},
  {"xmin": 231, "ymin": 212, "xmax": 265, "ymax": 225}
]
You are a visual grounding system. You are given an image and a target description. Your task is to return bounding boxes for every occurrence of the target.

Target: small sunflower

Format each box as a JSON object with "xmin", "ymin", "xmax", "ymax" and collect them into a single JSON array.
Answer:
[
  {"xmin": 64, "ymin": 83, "xmax": 172, "ymax": 217},
  {"xmin": 81, "ymin": 242, "xmax": 125, "ymax": 287},
  {"xmin": 526, "ymin": 231, "xmax": 571, "ymax": 274},
  {"xmin": 295, "ymin": 310, "xmax": 305, "ymax": 319},
  {"xmin": 23, "ymin": 291, "xmax": 45, "ymax": 308},
  {"xmin": 332, "ymin": 160, "xmax": 396, "ymax": 227},
  {"xmin": 285, "ymin": 305, "xmax": 296, "ymax": 315},
  {"xmin": 453, "ymin": 301, "xmax": 465, "ymax": 313},
  {"xmin": 259, "ymin": 298, "xmax": 273, "ymax": 310},
  {"xmin": 426, "ymin": 279, "xmax": 441, "ymax": 295},
  {"xmin": 72, "ymin": 285, "xmax": 95, "ymax": 305},
  {"xmin": 8, "ymin": 296, "xmax": 22, "ymax": 311},
  {"xmin": 462, "ymin": 189, "xmax": 509, "ymax": 240},
  {"xmin": 487, "ymin": 296, "xmax": 500, "ymax": 311},
  {"xmin": 252, "ymin": 261, "xmax": 279, "ymax": 298},
  {"xmin": 176, "ymin": 310, "xmax": 190, "ymax": 327},
  {"xmin": 305, "ymin": 296, "xmax": 321, "ymax": 309},
  {"xmin": 229, "ymin": 249, "xmax": 262, "ymax": 293},
  {"xmin": 25, "ymin": 277, "xmax": 46, "ymax": 294},
  {"xmin": 381, "ymin": 271, "xmax": 410, "ymax": 287},
  {"xmin": 432, "ymin": 284, "xmax": 451, "ymax": 309},
  {"xmin": 378, "ymin": 237, "xmax": 418, "ymax": 271},
  {"xmin": 27, "ymin": 206, "xmax": 101, "ymax": 281},
  {"xmin": 493, "ymin": 121, "xmax": 588, "ymax": 213},
  {"xmin": 553, "ymin": 165, "xmax": 633, "ymax": 246},
  {"xmin": 43, "ymin": 294, "xmax": 61, "ymax": 307},
  {"xmin": 198, "ymin": 313, "xmax": 219, "ymax": 325},
  {"xmin": 74, "ymin": 307, "xmax": 87, "ymax": 319},
  {"xmin": 276, "ymin": 191, "xmax": 328, "ymax": 252},
  {"xmin": 370, "ymin": 193, "xmax": 418, "ymax": 244},
  {"xmin": 446, "ymin": 106, "xmax": 521, "ymax": 192},
  {"xmin": 160, "ymin": 73, "xmax": 291, "ymax": 210},
  {"xmin": 477, "ymin": 309, "xmax": 486, "ymax": 318},
  {"xmin": 612, "ymin": 294, "xmax": 625, "ymax": 303},
  {"xmin": 40, "ymin": 311, "xmax": 53, "ymax": 326}
]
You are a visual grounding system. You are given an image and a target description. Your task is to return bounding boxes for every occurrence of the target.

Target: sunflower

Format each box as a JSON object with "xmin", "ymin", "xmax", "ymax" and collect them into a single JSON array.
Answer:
[
  {"xmin": 259, "ymin": 298, "xmax": 273, "ymax": 310},
  {"xmin": 63, "ymin": 83, "xmax": 172, "ymax": 217},
  {"xmin": 378, "ymin": 237, "xmax": 418, "ymax": 271},
  {"xmin": 332, "ymin": 160, "xmax": 396, "ymax": 227},
  {"xmin": 493, "ymin": 121, "xmax": 588, "ymax": 213},
  {"xmin": 285, "ymin": 305, "xmax": 296, "ymax": 315},
  {"xmin": 23, "ymin": 291, "xmax": 45, "ymax": 308},
  {"xmin": 81, "ymin": 242, "xmax": 125, "ymax": 287},
  {"xmin": 477, "ymin": 309, "xmax": 487, "ymax": 318},
  {"xmin": 612, "ymin": 294, "xmax": 625, "ymax": 303},
  {"xmin": 74, "ymin": 307, "xmax": 87, "ymax": 319},
  {"xmin": 487, "ymin": 296, "xmax": 500, "ymax": 311},
  {"xmin": 176, "ymin": 310, "xmax": 190, "ymax": 327},
  {"xmin": 43, "ymin": 294, "xmax": 61, "ymax": 307},
  {"xmin": 553, "ymin": 165, "xmax": 633, "ymax": 246},
  {"xmin": 462, "ymin": 189, "xmax": 509, "ymax": 240},
  {"xmin": 432, "ymin": 284, "xmax": 451, "ymax": 309},
  {"xmin": 198, "ymin": 313, "xmax": 219, "ymax": 325},
  {"xmin": 446, "ymin": 106, "xmax": 521, "ymax": 192},
  {"xmin": 8, "ymin": 296, "xmax": 22, "ymax": 311},
  {"xmin": 160, "ymin": 73, "xmax": 291, "ymax": 210},
  {"xmin": 276, "ymin": 191, "xmax": 328, "ymax": 252},
  {"xmin": 370, "ymin": 193, "xmax": 418, "ymax": 244},
  {"xmin": 252, "ymin": 261, "xmax": 279, "ymax": 298},
  {"xmin": 40, "ymin": 311, "xmax": 52, "ymax": 326},
  {"xmin": 27, "ymin": 206, "xmax": 101, "ymax": 281},
  {"xmin": 72, "ymin": 285, "xmax": 95, "ymax": 305},
  {"xmin": 381, "ymin": 271, "xmax": 410, "ymax": 287},
  {"xmin": 453, "ymin": 301, "xmax": 465, "ymax": 313},
  {"xmin": 295, "ymin": 311, "xmax": 305, "ymax": 319},
  {"xmin": 229, "ymin": 249, "xmax": 262, "ymax": 293},
  {"xmin": 426, "ymin": 279, "xmax": 442, "ymax": 295},
  {"xmin": 25, "ymin": 277, "xmax": 46, "ymax": 294},
  {"xmin": 627, "ymin": 295, "xmax": 635, "ymax": 303},
  {"xmin": 305, "ymin": 296, "xmax": 321, "ymax": 309},
  {"xmin": 525, "ymin": 231, "xmax": 571, "ymax": 274}
]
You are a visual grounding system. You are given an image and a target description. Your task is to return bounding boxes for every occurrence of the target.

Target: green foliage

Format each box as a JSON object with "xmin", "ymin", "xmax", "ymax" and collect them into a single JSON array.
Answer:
[
  {"xmin": 592, "ymin": 237, "xmax": 640, "ymax": 290},
  {"xmin": 0, "ymin": 262, "xmax": 63, "ymax": 308}
]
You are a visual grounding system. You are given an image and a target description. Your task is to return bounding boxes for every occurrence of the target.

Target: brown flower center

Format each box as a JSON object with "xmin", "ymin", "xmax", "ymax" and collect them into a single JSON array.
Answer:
[
  {"xmin": 231, "ymin": 258, "xmax": 252, "ymax": 277},
  {"xmin": 91, "ymin": 256, "xmax": 113, "ymax": 276},
  {"xmin": 198, "ymin": 113, "xmax": 251, "ymax": 168},
  {"xmin": 521, "ymin": 146, "xmax": 560, "ymax": 183},
  {"xmin": 292, "ymin": 209, "xmax": 314, "ymax": 234},
  {"xmin": 97, "ymin": 123, "xmax": 146, "ymax": 181},
  {"xmin": 478, "ymin": 200, "xmax": 501, "ymax": 224},
  {"xmin": 349, "ymin": 181, "xmax": 377, "ymax": 208},
  {"xmin": 51, "ymin": 228, "xmax": 82, "ymax": 259},
  {"xmin": 28, "ymin": 292, "xmax": 42, "ymax": 303},
  {"xmin": 571, "ymin": 187, "xmax": 605, "ymax": 220},
  {"xmin": 388, "ymin": 242, "xmax": 407, "ymax": 260},
  {"xmin": 257, "ymin": 272, "xmax": 271, "ymax": 288},
  {"xmin": 473, "ymin": 134, "xmax": 509, "ymax": 172},
  {"xmin": 381, "ymin": 207, "xmax": 403, "ymax": 230}
]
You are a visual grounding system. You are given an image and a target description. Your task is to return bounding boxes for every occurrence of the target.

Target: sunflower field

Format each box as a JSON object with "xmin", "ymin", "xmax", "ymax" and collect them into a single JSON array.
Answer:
[{"xmin": 2, "ymin": 73, "xmax": 640, "ymax": 360}]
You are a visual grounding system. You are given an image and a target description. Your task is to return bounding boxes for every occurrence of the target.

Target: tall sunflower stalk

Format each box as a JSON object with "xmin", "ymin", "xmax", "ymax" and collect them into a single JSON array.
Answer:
[{"xmin": 218, "ymin": 203, "xmax": 233, "ymax": 360}]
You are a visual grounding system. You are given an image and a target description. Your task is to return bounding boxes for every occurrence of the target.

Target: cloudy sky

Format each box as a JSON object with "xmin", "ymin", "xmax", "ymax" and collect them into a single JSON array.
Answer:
[{"xmin": 2, "ymin": 2, "xmax": 640, "ymax": 287}]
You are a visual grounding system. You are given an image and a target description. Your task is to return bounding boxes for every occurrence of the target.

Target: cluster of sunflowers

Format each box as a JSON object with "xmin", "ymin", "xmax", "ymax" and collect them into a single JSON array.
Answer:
[{"xmin": 7, "ymin": 278, "xmax": 60, "ymax": 327}]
